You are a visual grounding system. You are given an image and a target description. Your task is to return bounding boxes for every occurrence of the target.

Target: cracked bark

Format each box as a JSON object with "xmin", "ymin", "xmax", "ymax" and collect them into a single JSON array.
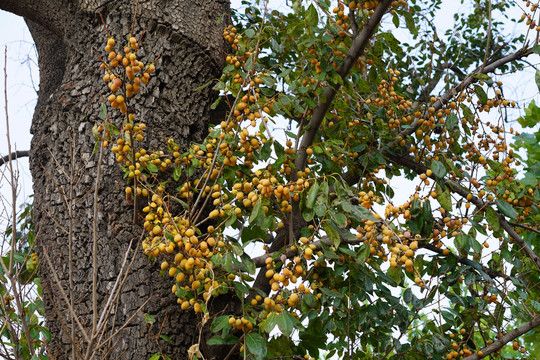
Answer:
[{"xmin": 1, "ymin": 0, "xmax": 233, "ymax": 359}]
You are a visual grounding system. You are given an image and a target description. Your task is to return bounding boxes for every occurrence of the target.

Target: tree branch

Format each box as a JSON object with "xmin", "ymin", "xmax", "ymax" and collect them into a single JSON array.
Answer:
[
  {"xmin": 462, "ymin": 314, "xmax": 540, "ymax": 359},
  {"xmin": 0, "ymin": 150, "xmax": 29, "ymax": 167},
  {"xmin": 419, "ymin": 243, "xmax": 505, "ymax": 279},
  {"xmin": 419, "ymin": 62, "xmax": 466, "ymax": 103},
  {"xmin": 0, "ymin": 0, "xmax": 66, "ymax": 36},
  {"xmin": 294, "ymin": 0, "xmax": 394, "ymax": 172},
  {"xmin": 383, "ymin": 151, "xmax": 540, "ymax": 270},
  {"xmin": 396, "ymin": 45, "xmax": 532, "ymax": 142}
]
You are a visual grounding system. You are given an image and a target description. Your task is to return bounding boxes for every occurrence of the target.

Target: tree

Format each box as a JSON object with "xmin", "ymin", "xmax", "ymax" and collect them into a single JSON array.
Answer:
[
  {"xmin": 1, "ymin": 0, "xmax": 539, "ymax": 359},
  {"xmin": 0, "ymin": 0, "xmax": 231, "ymax": 359}
]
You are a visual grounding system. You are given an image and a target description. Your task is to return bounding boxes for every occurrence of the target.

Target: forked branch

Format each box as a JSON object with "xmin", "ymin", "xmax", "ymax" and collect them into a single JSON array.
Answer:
[
  {"xmin": 462, "ymin": 314, "xmax": 540, "ymax": 359},
  {"xmin": 294, "ymin": 0, "xmax": 394, "ymax": 172}
]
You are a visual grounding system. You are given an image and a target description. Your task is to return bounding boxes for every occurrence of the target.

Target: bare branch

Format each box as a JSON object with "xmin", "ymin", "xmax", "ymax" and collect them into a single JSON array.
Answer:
[
  {"xmin": 41, "ymin": 247, "xmax": 91, "ymax": 344},
  {"xmin": 0, "ymin": 151, "xmax": 29, "ymax": 167},
  {"xmin": 92, "ymin": 144, "xmax": 104, "ymax": 334},
  {"xmin": 2, "ymin": 46, "xmax": 36, "ymax": 358}
]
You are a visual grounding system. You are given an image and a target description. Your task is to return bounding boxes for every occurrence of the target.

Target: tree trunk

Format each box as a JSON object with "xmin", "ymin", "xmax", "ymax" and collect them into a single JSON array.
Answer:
[{"xmin": 1, "ymin": 1, "xmax": 231, "ymax": 358}]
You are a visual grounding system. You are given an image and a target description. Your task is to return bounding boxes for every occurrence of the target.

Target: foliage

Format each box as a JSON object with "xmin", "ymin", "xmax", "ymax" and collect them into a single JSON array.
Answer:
[
  {"xmin": 92, "ymin": 0, "xmax": 539, "ymax": 359},
  {"xmin": 0, "ymin": 201, "xmax": 48, "ymax": 359}
]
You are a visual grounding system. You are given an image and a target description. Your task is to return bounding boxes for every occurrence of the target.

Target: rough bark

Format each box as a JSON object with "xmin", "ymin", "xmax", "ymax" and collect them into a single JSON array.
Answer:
[{"xmin": 2, "ymin": 0, "xmax": 231, "ymax": 359}]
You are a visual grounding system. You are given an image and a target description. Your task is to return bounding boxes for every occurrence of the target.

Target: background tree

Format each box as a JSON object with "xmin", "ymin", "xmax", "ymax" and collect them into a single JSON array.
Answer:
[{"xmin": 1, "ymin": 0, "xmax": 540, "ymax": 359}]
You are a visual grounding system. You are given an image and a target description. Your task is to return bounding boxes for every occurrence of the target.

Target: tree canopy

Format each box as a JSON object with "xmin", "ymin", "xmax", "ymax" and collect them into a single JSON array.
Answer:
[{"xmin": 1, "ymin": 0, "xmax": 540, "ymax": 359}]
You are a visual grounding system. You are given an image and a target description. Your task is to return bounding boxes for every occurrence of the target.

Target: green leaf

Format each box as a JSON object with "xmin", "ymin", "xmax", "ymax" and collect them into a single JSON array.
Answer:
[
  {"xmin": 435, "ymin": 185, "xmax": 452, "ymax": 212},
  {"xmin": 403, "ymin": 288, "xmax": 412, "ymax": 304},
  {"xmin": 173, "ymin": 166, "xmax": 182, "ymax": 181},
  {"xmin": 380, "ymin": 32, "xmax": 402, "ymax": 54},
  {"xmin": 460, "ymin": 104, "xmax": 473, "ymax": 123},
  {"xmin": 306, "ymin": 181, "xmax": 319, "ymax": 209},
  {"xmin": 303, "ymin": 293, "xmax": 317, "ymax": 308},
  {"xmin": 262, "ymin": 76, "xmax": 276, "ymax": 88},
  {"xmin": 276, "ymin": 311, "xmax": 296, "ymax": 336},
  {"xmin": 148, "ymin": 353, "xmax": 161, "ymax": 360},
  {"xmin": 485, "ymin": 207, "xmax": 500, "ymax": 232},
  {"xmin": 99, "ymin": 103, "xmax": 107, "ymax": 120},
  {"xmin": 471, "ymin": 73, "xmax": 492, "ymax": 81},
  {"xmin": 353, "ymin": 75, "xmax": 371, "ymax": 93},
  {"xmin": 454, "ymin": 234, "xmax": 468, "ymax": 253},
  {"xmin": 320, "ymin": 287, "xmax": 342, "ymax": 298},
  {"xmin": 144, "ymin": 313, "xmax": 155, "ymax": 324},
  {"xmin": 306, "ymin": 4, "xmax": 319, "ymax": 27},
  {"xmin": 146, "ymin": 163, "xmax": 158, "ymax": 173},
  {"xmin": 207, "ymin": 334, "xmax": 239, "ymax": 345},
  {"xmin": 245, "ymin": 28, "xmax": 256, "ymax": 38},
  {"xmin": 160, "ymin": 334, "xmax": 174, "ymax": 344},
  {"xmin": 210, "ymin": 96, "xmax": 221, "ymax": 110},
  {"xmin": 330, "ymin": 211, "xmax": 347, "ymax": 228},
  {"xmin": 249, "ymin": 198, "xmax": 262, "ymax": 224},
  {"xmin": 233, "ymin": 281, "xmax": 250, "ymax": 296},
  {"xmin": 495, "ymin": 200, "xmax": 518, "ymax": 220},
  {"xmin": 536, "ymin": 70, "xmax": 540, "ymax": 92},
  {"xmin": 356, "ymin": 244, "xmax": 370, "ymax": 263},
  {"xmin": 302, "ymin": 207, "xmax": 315, "ymax": 222},
  {"xmin": 195, "ymin": 80, "xmax": 212, "ymax": 91},
  {"xmin": 348, "ymin": 205, "xmax": 376, "ymax": 222},
  {"xmin": 431, "ymin": 160, "xmax": 446, "ymax": 179},
  {"xmin": 392, "ymin": 12, "xmax": 400, "ymax": 28},
  {"xmin": 470, "ymin": 219, "xmax": 487, "ymax": 236},
  {"xmin": 211, "ymin": 316, "xmax": 231, "ymax": 333},
  {"xmin": 446, "ymin": 113, "xmax": 459, "ymax": 133},
  {"xmin": 469, "ymin": 237, "xmax": 483, "ymax": 254},
  {"xmin": 421, "ymin": 201, "xmax": 434, "ymax": 237},
  {"xmin": 473, "ymin": 84, "xmax": 487, "ymax": 105},
  {"xmin": 245, "ymin": 55, "xmax": 254, "ymax": 71},
  {"xmin": 246, "ymin": 332, "xmax": 267, "ymax": 360},
  {"xmin": 267, "ymin": 336, "xmax": 297, "ymax": 357},
  {"xmin": 404, "ymin": 12, "xmax": 418, "ymax": 36},
  {"xmin": 323, "ymin": 221, "xmax": 341, "ymax": 247},
  {"xmin": 410, "ymin": 198, "xmax": 422, "ymax": 217},
  {"xmin": 260, "ymin": 312, "xmax": 278, "ymax": 334},
  {"xmin": 285, "ymin": 131, "xmax": 297, "ymax": 139},
  {"xmin": 260, "ymin": 141, "xmax": 272, "ymax": 161},
  {"xmin": 387, "ymin": 267, "xmax": 403, "ymax": 285},
  {"xmin": 40, "ymin": 327, "xmax": 52, "ymax": 342}
]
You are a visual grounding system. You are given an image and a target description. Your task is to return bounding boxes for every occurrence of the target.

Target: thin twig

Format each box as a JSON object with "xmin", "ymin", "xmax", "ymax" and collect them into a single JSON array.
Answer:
[
  {"xmin": 3, "ymin": 45, "xmax": 36, "ymax": 358},
  {"xmin": 4, "ymin": 47, "xmax": 15, "ymax": 275},
  {"xmin": 96, "ymin": 296, "xmax": 152, "ymax": 349},
  {"xmin": 508, "ymin": 221, "xmax": 540, "ymax": 235},
  {"xmin": 41, "ymin": 246, "xmax": 91, "ymax": 344},
  {"xmin": 480, "ymin": 0, "xmax": 492, "ymax": 73},
  {"xmin": 67, "ymin": 129, "xmax": 76, "ymax": 360},
  {"xmin": 92, "ymin": 143, "xmax": 104, "ymax": 334}
]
